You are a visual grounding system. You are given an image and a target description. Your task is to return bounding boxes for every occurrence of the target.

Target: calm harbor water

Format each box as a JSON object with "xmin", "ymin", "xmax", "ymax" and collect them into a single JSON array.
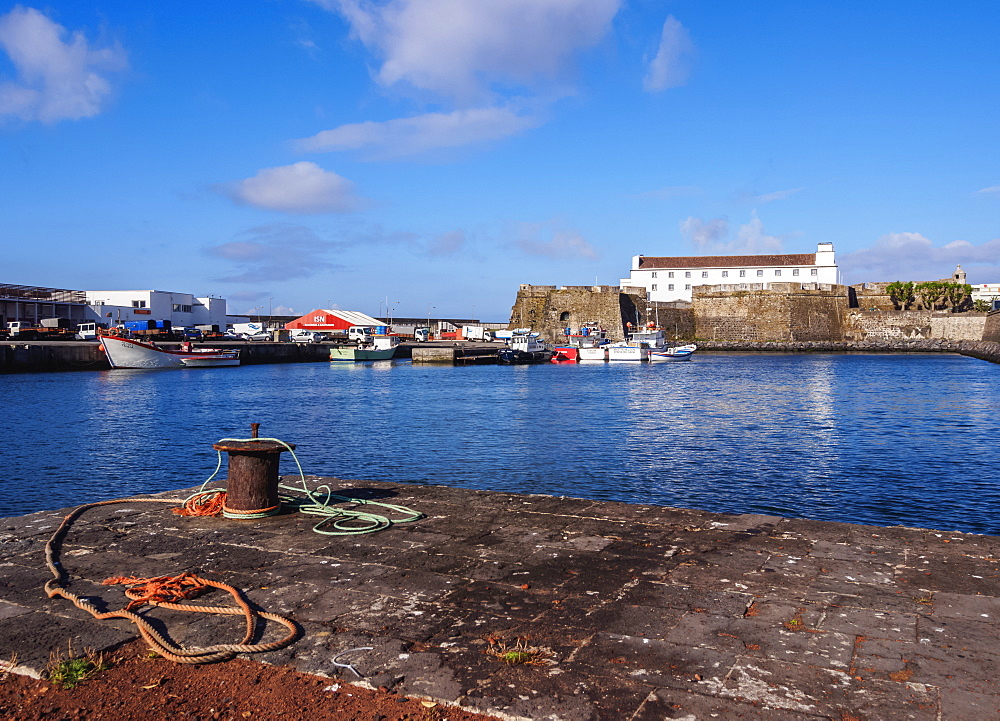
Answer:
[{"xmin": 2, "ymin": 352, "xmax": 998, "ymax": 534}]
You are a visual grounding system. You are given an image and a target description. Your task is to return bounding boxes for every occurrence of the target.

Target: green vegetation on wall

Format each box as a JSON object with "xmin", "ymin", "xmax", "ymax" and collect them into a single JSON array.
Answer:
[{"xmin": 887, "ymin": 281, "xmax": 972, "ymax": 312}]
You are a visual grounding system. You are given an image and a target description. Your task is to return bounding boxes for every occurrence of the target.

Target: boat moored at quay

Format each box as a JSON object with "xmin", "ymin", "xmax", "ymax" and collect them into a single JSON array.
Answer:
[
  {"xmin": 498, "ymin": 331, "xmax": 553, "ymax": 364},
  {"xmin": 555, "ymin": 323, "xmax": 610, "ymax": 362},
  {"xmin": 98, "ymin": 333, "xmax": 240, "ymax": 369},
  {"xmin": 330, "ymin": 334, "xmax": 402, "ymax": 361}
]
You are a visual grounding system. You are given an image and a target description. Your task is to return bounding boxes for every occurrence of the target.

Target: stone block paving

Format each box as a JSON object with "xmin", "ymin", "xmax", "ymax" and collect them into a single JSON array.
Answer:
[{"xmin": 2, "ymin": 479, "xmax": 999, "ymax": 719}]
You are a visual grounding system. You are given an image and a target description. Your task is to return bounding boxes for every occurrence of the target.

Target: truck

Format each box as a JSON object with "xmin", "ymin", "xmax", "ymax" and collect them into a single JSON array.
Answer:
[
  {"xmin": 461, "ymin": 325, "xmax": 494, "ymax": 342},
  {"xmin": 122, "ymin": 319, "xmax": 174, "ymax": 340},
  {"xmin": 414, "ymin": 327, "xmax": 430, "ymax": 342},
  {"xmin": 232, "ymin": 322, "xmax": 265, "ymax": 337},
  {"xmin": 4, "ymin": 320, "xmax": 78, "ymax": 340}
]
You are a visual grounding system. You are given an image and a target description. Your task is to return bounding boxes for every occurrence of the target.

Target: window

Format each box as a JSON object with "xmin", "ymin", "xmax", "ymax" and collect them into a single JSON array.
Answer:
[
  {"xmin": 811, "ymin": 269, "xmax": 818, "ymax": 276},
  {"xmin": 651, "ymin": 272, "xmax": 657, "ymax": 278},
  {"xmin": 651, "ymin": 284, "xmax": 657, "ymax": 291},
  {"xmin": 792, "ymin": 269, "xmax": 800, "ymax": 276},
  {"xmin": 700, "ymin": 271, "xmax": 708, "ymax": 278},
  {"xmin": 739, "ymin": 270, "xmax": 746, "ymax": 277},
  {"xmin": 559, "ymin": 311, "xmax": 570, "ymax": 322},
  {"xmin": 757, "ymin": 269, "xmax": 764, "ymax": 277},
  {"xmin": 774, "ymin": 269, "xmax": 781, "ymax": 277},
  {"xmin": 684, "ymin": 284, "xmax": 691, "ymax": 290},
  {"xmin": 172, "ymin": 304, "xmax": 192, "ymax": 313},
  {"xmin": 722, "ymin": 271, "xmax": 729, "ymax": 278},
  {"xmin": 131, "ymin": 300, "xmax": 146, "ymax": 308},
  {"xmin": 668, "ymin": 272, "xmax": 674, "ymax": 278},
  {"xmin": 685, "ymin": 271, "xmax": 691, "ymax": 278},
  {"xmin": 668, "ymin": 284, "xmax": 674, "ymax": 291}
]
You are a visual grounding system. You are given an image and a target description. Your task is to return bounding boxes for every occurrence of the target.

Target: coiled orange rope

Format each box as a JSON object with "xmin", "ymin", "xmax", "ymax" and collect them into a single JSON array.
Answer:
[{"xmin": 45, "ymin": 498, "xmax": 301, "ymax": 664}]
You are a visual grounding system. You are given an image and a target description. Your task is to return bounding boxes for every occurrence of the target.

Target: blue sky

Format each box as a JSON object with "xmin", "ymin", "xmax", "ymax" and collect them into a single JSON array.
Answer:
[{"xmin": 2, "ymin": 1, "xmax": 998, "ymax": 320}]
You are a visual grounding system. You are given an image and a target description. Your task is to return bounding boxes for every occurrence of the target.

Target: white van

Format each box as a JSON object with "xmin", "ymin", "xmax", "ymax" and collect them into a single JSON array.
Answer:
[{"xmin": 75, "ymin": 322, "xmax": 101, "ymax": 340}]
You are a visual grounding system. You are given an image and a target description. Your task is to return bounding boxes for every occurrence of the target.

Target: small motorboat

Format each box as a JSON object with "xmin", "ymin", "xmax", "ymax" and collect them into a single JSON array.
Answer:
[
  {"xmin": 99, "ymin": 333, "xmax": 240, "ymax": 369},
  {"xmin": 649, "ymin": 343, "xmax": 698, "ymax": 361}
]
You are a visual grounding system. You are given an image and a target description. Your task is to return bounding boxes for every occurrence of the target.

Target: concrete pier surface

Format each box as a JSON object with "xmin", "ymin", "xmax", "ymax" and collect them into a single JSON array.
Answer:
[{"xmin": 2, "ymin": 480, "xmax": 998, "ymax": 720}]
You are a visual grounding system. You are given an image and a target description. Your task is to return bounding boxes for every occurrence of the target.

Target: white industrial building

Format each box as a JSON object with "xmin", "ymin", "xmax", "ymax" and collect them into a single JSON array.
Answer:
[
  {"xmin": 620, "ymin": 242, "xmax": 841, "ymax": 303},
  {"xmin": 84, "ymin": 290, "xmax": 232, "ymax": 328}
]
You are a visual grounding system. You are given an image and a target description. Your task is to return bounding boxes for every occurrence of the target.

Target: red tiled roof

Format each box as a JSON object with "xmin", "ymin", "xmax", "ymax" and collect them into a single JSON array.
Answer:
[{"xmin": 637, "ymin": 253, "xmax": 816, "ymax": 269}]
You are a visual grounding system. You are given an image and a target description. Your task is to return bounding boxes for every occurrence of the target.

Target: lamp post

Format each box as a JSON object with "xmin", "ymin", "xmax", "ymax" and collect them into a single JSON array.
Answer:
[{"xmin": 427, "ymin": 304, "xmax": 434, "ymax": 335}]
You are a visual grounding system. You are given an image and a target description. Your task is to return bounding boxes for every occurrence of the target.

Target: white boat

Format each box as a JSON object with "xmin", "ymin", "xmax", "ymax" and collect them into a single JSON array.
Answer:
[
  {"xmin": 606, "ymin": 327, "xmax": 665, "ymax": 362},
  {"xmin": 649, "ymin": 343, "xmax": 698, "ymax": 361},
  {"xmin": 577, "ymin": 345, "xmax": 608, "ymax": 361},
  {"xmin": 99, "ymin": 334, "xmax": 240, "ymax": 369},
  {"xmin": 566, "ymin": 323, "xmax": 610, "ymax": 361},
  {"xmin": 330, "ymin": 334, "xmax": 401, "ymax": 361}
]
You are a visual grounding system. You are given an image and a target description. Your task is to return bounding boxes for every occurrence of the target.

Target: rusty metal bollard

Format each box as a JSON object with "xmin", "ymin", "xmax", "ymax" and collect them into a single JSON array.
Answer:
[{"xmin": 212, "ymin": 423, "xmax": 295, "ymax": 518}]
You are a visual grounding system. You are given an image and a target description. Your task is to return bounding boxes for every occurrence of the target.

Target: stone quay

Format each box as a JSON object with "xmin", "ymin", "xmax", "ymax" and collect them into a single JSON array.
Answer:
[{"xmin": 2, "ymin": 480, "xmax": 998, "ymax": 719}]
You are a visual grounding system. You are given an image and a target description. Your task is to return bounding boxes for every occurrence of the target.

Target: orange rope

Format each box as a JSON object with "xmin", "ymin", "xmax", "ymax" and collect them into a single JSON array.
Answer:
[
  {"xmin": 174, "ymin": 490, "xmax": 226, "ymax": 517},
  {"xmin": 174, "ymin": 491, "xmax": 280, "ymax": 518},
  {"xmin": 102, "ymin": 573, "xmax": 210, "ymax": 612},
  {"xmin": 222, "ymin": 503, "xmax": 281, "ymax": 516}
]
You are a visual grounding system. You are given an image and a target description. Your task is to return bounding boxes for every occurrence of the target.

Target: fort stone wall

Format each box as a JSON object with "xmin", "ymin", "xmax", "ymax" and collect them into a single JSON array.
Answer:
[
  {"xmin": 693, "ymin": 283, "xmax": 849, "ymax": 341},
  {"xmin": 507, "ymin": 285, "xmax": 695, "ymax": 343},
  {"xmin": 843, "ymin": 310, "xmax": 987, "ymax": 341}
]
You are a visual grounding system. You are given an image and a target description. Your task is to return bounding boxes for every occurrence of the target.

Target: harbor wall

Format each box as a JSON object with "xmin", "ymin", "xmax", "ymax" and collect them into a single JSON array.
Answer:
[
  {"xmin": 507, "ymin": 285, "xmax": 667, "ymax": 343},
  {"xmin": 691, "ymin": 283, "xmax": 988, "ymax": 343},
  {"xmin": 842, "ymin": 310, "xmax": 987, "ymax": 341},
  {"xmin": 982, "ymin": 310, "xmax": 1000, "ymax": 343},
  {"xmin": 692, "ymin": 283, "xmax": 849, "ymax": 342},
  {"xmin": 0, "ymin": 342, "xmax": 330, "ymax": 373},
  {"xmin": 695, "ymin": 338, "xmax": 1000, "ymax": 364}
]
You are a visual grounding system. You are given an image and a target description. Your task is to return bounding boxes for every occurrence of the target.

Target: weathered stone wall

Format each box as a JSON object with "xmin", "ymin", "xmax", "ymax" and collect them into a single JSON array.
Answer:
[
  {"xmin": 983, "ymin": 310, "xmax": 1000, "ymax": 342},
  {"xmin": 694, "ymin": 339, "xmax": 1000, "ymax": 365},
  {"xmin": 506, "ymin": 285, "xmax": 697, "ymax": 343},
  {"xmin": 843, "ymin": 310, "xmax": 987, "ymax": 341},
  {"xmin": 693, "ymin": 283, "xmax": 849, "ymax": 341},
  {"xmin": 851, "ymin": 282, "xmax": 896, "ymax": 311}
]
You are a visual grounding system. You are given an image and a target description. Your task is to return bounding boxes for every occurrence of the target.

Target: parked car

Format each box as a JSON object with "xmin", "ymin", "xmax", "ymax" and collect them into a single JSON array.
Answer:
[
  {"xmin": 242, "ymin": 331, "xmax": 271, "ymax": 342},
  {"xmin": 290, "ymin": 330, "xmax": 324, "ymax": 343}
]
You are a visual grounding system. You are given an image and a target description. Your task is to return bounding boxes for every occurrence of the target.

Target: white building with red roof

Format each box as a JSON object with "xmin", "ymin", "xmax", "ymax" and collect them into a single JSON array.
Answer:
[{"xmin": 619, "ymin": 242, "xmax": 840, "ymax": 303}]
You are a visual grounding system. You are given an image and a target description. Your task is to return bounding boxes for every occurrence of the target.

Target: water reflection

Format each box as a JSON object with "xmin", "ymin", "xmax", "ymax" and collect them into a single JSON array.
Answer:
[{"xmin": 2, "ymin": 353, "xmax": 998, "ymax": 534}]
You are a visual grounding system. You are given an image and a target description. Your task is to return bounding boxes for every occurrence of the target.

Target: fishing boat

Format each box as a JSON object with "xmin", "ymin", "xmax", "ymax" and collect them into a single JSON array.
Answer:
[
  {"xmin": 330, "ymin": 334, "xmax": 400, "ymax": 361},
  {"xmin": 555, "ymin": 324, "xmax": 609, "ymax": 363},
  {"xmin": 98, "ymin": 333, "xmax": 240, "ymax": 369},
  {"xmin": 498, "ymin": 331, "xmax": 553, "ymax": 364},
  {"xmin": 606, "ymin": 327, "xmax": 665, "ymax": 362},
  {"xmin": 649, "ymin": 343, "xmax": 698, "ymax": 361}
]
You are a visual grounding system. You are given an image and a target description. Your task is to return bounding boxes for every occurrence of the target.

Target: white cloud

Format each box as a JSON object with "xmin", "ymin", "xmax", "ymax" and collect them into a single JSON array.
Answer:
[
  {"xmin": 514, "ymin": 221, "xmax": 599, "ymax": 261},
  {"xmin": 0, "ymin": 6, "xmax": 126, "ymax": 123},
  {"xmin": 296, "ymin": 107, "xmax": 538, "ymax": 159},
  {"xmin": 755, "ymin": 188, "xmax": 802, "ymax": 204},
  {"xmin": 976, "ymin": 185, "xmax": 1000, "ymax": 198},
  {"xmin": 839, "ymin": 232, "xmax": 1000, "ymax": 284},
  {"xmin": 317, "ymin": 0, "xmax": 621, "ymax": 101},
  {"xmin": 643, "ymin": 15, "xmax": 694, "ymax": 92},
  {"xmin": 216, "ymin": 162, "xmax": 369, "ymax": 214},
  {"xmin": 680, "ymin": 211, "xmax": 783, "ymax": 253}
]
